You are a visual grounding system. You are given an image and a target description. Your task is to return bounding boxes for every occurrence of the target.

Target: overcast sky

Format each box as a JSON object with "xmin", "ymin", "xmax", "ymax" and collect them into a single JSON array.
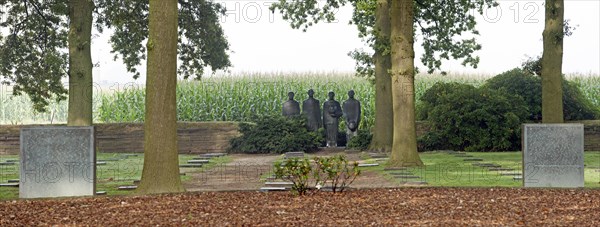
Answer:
[{"xmin": 91, "ymin": 0, "xmax": 599, "ymax": 84}]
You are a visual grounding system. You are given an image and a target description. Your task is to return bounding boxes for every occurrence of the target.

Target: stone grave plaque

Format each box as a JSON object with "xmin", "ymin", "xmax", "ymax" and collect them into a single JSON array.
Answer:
[
  {"xmin": 20, "ymin": 126, "xmax": 95, "ymax": 198},
  {"xmin": 522, "ymin": 124, "xmax": 584, "ymax": 188}
]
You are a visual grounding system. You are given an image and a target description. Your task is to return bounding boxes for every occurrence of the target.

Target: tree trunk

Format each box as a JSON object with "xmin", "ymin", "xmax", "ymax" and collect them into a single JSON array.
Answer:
[
  {"xmin": 67, "ymin": 0, "xmax": 94, "ymax": 126},
  {"xmin": 137, "ymin": 0, "xmax": 184, "ymax": 194},
  {"xmin": 541, "ymin": 0, "xmax": 564, "ymax": 123},
  {"xmin": 369, "ymin": 0, "xmax": 393, "ymax": 153},
  {"xmin": 388, "ymin": 0, "xmax": 423, "ymax": 167}
]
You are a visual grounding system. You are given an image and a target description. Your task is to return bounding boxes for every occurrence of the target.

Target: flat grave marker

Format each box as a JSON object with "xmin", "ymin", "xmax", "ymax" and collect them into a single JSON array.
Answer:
[
  {"xmin": 20, "ymin": 126, "xmax": 95, "ymax": 199},
  {"xmin": 522, "ymin": 124, "xmax": 584, "ymax": 188}
]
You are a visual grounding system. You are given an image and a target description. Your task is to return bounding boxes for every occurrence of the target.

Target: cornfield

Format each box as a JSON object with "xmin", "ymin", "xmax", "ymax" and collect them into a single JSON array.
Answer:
[{"xmin": 1, "ymin": 72, "xmax": 598, "ymax": 127}]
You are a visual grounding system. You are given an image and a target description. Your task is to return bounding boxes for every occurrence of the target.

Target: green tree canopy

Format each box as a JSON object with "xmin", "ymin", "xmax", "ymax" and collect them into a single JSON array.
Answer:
[{"xmin": 0, "ymin": 0, "xmax": 231, "ymax": 112}]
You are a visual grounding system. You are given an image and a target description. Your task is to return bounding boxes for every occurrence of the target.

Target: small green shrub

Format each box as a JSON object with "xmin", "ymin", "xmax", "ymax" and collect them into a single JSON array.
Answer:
[
  {"xmin": 229, "ymin": 115, "xmax": 321, "ymax": 154},
  {"xmin": 273, "ymin": 158, "xmax": 312, "ymax": 195},
  {"xmin": 484, "ymin": 68, "xmax": 599, "ymax": 121},
  {"xmin": 419, "ymin": 82, "xmax": 529, "ymax": 152},
  {"xmin": 346, "ymin": 130, "xmax": 372, "ymax": 150},
  {"xmin": 313, "ymin": 155, "xmax": 360, "ymax": 193}
]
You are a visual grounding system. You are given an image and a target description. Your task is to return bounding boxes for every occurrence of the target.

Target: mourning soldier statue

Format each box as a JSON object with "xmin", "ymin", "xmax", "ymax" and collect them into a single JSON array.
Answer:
[
  {"xmin": 342, "ymin": 90, "xmax": 361, "ymax": 141},
  {"xmin": 322, "ymin": 91, "xmax": 343, "ymax": 147},
  {"xmin": 302, "ymin": 89, "xmax": 322, "ymax": 131},
  {"xmin": 282, "ymin": 92, "xmax": 300, "ymax": 117}
]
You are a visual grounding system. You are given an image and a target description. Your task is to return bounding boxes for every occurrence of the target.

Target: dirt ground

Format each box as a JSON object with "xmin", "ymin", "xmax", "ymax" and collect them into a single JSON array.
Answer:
[
  {"xmin": 2, "ymin": 188, "xmax": 599, "ymax": 226},
  {"xmin": 183, "ymin": 151, "xmax": 398, "ymax": 192}
]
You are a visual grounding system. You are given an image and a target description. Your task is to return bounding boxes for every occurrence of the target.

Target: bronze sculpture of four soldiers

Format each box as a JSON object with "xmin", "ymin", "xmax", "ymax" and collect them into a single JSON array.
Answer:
[{"xmin": 282, "ymin": 89, "xmax": 361, "ymax": 147}]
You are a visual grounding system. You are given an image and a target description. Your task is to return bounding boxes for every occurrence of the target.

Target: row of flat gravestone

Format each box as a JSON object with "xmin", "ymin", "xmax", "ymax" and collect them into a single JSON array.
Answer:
[
  {"xmin": 453, "ymin": 152, "xmax": 523, "ymax": 181},
  {"xmin": 117, "ymin": 153, "xmax": 227, "ymax": 191}
]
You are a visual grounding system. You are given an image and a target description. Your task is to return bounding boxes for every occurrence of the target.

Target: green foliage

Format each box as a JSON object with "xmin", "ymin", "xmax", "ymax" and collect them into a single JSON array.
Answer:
[
  {"xmin": 273, "ymin": 158, "xmax": 312, "ymax": 195},
  {"xmin": 272, "ymin": 154, "xmax": 361, "ymax": 195},
  {"xmin": 95, "ymin": 0, "xmax": 231, "ymax": 79},
  {"xmin": 0, "ymin": 1, "xmax": 69, "ymax": 112},
  {"xmin": 229, "ymin": 116, "xmax": 321, "ymax": 154},
  {"xmin": 313, "ymin": 155, "xmax": 361, "ymax": 193},
  {"xmin": 347, "ymin": 130, "xmax": 372, "ymax": 150},
  {"xmin": 419, "ymin": 82, "xmax": 529, "ymax": 152},
  {"xmin": 0, "ymin": 0, "xmax": 230, "ymax": 112},
  {"xmin": 484, "ymin": 69, "xmax": 599, "ymax": 121}
]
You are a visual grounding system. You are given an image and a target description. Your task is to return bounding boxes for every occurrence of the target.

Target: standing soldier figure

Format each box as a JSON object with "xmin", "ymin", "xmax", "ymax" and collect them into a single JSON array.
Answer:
[
  {"xmin": 302, "ymin": 89, "xmax": 322, "ymax": 131},
  {"xmin": 323, "ymin": 91, "xmax": 343, "ymax": 147},
  {"xmin": 343, "ymin": 90, "xmax": 361, "ymax": 142},
  {"xmin": 282, "ymin": 92, "xmax": 300, "ymax": 117}
]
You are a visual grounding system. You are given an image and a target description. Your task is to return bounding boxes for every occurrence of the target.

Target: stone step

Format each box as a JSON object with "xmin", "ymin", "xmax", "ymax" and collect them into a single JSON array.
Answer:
[
  {"xmin": 388, "ymin": 172, "xmax": 415, "ymax": 176},
  {"xmin": 464, "ymin": 158, "xmax": 484, "ymax": 162},
  {"xmin": 368, "ymin": 153, "xmax": 388, "ymax": 159},
  {"xmin": 188, "ymin": 159, "xmax": 210, "ymax": 164},
  {"xmin": 200, "ymin": 153, "xmax": 227, "ymax": 158},
  {"xmin": 358, "ymin": 163, "xmax": 379, "ymax": 167},
  {"xmin": 96, "ymin": 191, "xmax": 107, "ymax": 195},
  {"xmin": 488, "ymin": 168, "xmax": 515, "ymax": 171},
  {"xmin": 472, "ymin": 162, "xmax": 498, "ymax": 167},
  {"xmin": 265, "ymin": 182, "xmax": 294, "ymax": 188},
  {"xmin": 118, "ymin": 185, "xmax": 138, "ymax": 190},
  {"xmin": 180, "ymin": 164, "xmax": 203, "ymax": 168},
  {"xmin": 260, "ymin": 187, "xmax": 288, "ymax": 192},
  {"xmin": 500, "ymin": 172, "xmax": 522, "ymax": 176},
  {"xmin": 384, "ymin": 167, "xmax": 408, "ymax": 171},
  {"xmin": 399, "ymin": 181, "xmax": 428, "ymax": 186},
  {"xmin": 394, "ymin": 175, "xmax": 421, "ymax": 179},
  {"xmin": 0, "ymin": 183, "xmax": 19, "ymax": 187}
]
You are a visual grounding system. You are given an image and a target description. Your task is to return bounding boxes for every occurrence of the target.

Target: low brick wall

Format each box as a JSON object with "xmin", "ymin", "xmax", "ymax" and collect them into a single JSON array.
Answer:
[
  {"xmin": 0, "ymin": 122, "xmax": 240, "ymax": 155},
  {"xmin": 1, "ymin": 121, "xmax": 599, "ymax": 155}
]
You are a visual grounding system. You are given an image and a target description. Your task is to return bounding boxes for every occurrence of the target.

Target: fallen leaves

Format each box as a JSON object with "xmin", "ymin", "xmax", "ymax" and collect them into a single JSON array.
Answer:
[{"xmin": 0, "ymin": 188, "xmax": 599, "ymax": 226}]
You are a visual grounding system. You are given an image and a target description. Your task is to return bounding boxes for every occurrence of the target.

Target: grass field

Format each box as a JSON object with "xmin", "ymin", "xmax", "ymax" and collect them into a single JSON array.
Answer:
[
  {"xmin": 0, "ymin": 153, "xmax": 231, "ymax": 200},
  {"xmin": 1, "ymin": 72, "xmax": 598, "ymax": 126},
  {"xmin": 363, "ymin": 151, "xmax": 600, "ymax": 188}
]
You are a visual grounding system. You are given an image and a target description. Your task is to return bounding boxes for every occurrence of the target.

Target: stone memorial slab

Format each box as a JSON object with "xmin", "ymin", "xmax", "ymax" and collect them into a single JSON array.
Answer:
[
  {"xmin": 501, "ymin": 172, "xmax": 522, "ymax": 176},
  {"xmin": 96, "ymin": 191, "xmax": 107, "ymax": 195},
  {"xmin": 399, "ymin": 181, "xmax": 428, "ymax": 186},
  {"xmin": 20, "ymin": 126, "xmax": 95, "ymax": 198},
  {"xmin": 260, "ymin": 187, "xmax": 288, "ymax": 192},
  {"xmin": 358, "ymin": 163, "xmax": 379, "ymax": 167},
  {"xmin": 118, "ymin": 185, "xmax": 137, "ymax": 190},
  {"xmin": 0, "ymin": 183, "xmax": 19, "ymax": 187},
  {"xmin": 265, "ymin": 181, "xmax": 294, "ymax": 188},
  {"xmin": 523, "ymin": 124, "xmax": 584, "ymax": 188},
  {"xmin": 188, "ymin": 160, "xmax": 209, "ymax": 164},
  {"xmin": 394, "ymin": 175, "xmax": 421, "ymax": 179},
  {"xmin": 488, "ymin": 168, "xmax": 514, "ymax": 171},
  {"xmin": 180, "ymin": 164, "xmax": 203, "ymax": 168},
  {"xmin": 384, "ymin": 167, "xmax": 408, "ymax": 171}
]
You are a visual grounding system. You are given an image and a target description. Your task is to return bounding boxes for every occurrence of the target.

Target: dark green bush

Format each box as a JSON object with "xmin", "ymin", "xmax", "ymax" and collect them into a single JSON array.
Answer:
[
  {"xmin": 419, "ymin": 82, "xmax": 529, "ymax": 152},
  {"xmin": 484, "ymin": 68, "xmax": 599, "ymax": 121},
  {"xmin": 229, "ymin": 115, "xmax": 321, "ymax": 154},
  {"xmin": 346, "ymin": 130, "xmax": 372, "ymax": 150}
]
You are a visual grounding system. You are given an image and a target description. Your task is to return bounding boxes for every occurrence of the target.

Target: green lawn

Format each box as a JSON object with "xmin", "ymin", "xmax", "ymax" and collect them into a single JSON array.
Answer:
[
  {"xmin": 0, "ymin": 153, "xmax": 231, "ymax": 200},
  {"xmin": 363, "ymin": 151, "xmax": 600, "ymax": 188}
]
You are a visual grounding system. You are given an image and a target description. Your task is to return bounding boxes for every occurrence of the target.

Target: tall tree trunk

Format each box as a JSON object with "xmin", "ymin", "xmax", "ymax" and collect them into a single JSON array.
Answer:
[
  {"xmin": 388, "ymin": 0, "xmax": 423, "ymax": 167},
  {"xmin": 369, "ymin": 0, "xmax": 393, "ymax": 153},
  {"xmin": 67, "ymin": 0, "xmax": 94, "ymax": 126},
  {"xmin": 541, "ymin": 0, "xmax": 564, "ymax": 123},
  {"xmin": 138, "ymin": 0, "xmax": 184, "ymax": 194}
]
